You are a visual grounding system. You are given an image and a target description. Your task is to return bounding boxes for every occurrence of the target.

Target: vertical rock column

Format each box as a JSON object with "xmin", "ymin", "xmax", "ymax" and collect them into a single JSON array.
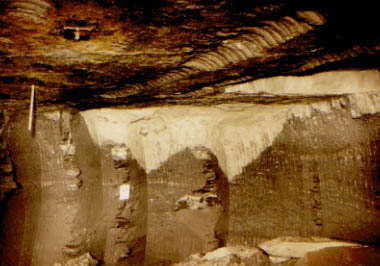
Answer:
[
  {"xmin": 1, "ymin": 110, "xmax": 86, "ymax": 266},
  {"xmin": 102, "ymin": 145, "xmax": 147, "ymax": 266},
  {"xmin": 2, "ymin": 112, "xmax": 42, "ymax": 266},
  {"xmin": 30, "ymin": 111, "xmax": 84, "ymax": 266},
  {"xmin": 70, "ymin": 113, "xmax": 103, "ymax": 261}
]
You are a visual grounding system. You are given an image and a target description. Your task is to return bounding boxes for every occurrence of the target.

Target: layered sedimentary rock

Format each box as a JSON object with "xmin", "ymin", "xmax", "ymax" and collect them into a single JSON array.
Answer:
[{"xmin": 223, "ymin": 70, "xmax": 380, "ymax": 96}]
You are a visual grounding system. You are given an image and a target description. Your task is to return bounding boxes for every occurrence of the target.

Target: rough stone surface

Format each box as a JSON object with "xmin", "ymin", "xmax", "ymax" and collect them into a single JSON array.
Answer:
[
  {"xmin": 258, "ymin": 237, "xmax": 359, "ymax": 258},
  {"xmin": 228, "ymin": 108, "xmax": 380, "ymax": 245},
  {"xmin": 56, "ymin": 252, "xmax": 98, "ymax": 266},
  {"xmin": 171, "ymin": 244, "xmax": 380, "ymax": 266},
  {"xmin": 0, "ymin": 0, "xmax": 378, "ymax": 109}
]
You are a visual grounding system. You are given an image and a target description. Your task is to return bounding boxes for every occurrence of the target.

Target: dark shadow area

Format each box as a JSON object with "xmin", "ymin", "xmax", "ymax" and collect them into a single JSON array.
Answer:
[{"xmin": 71, "ymin": 113, "xmax": 105, "ymax": 261}]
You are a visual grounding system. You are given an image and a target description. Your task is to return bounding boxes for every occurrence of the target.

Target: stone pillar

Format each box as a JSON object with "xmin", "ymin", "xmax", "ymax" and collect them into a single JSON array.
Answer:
[
  {"xmin": 1, "ymin": 110, "xmax": 42, "ymax": 266},
  {"xmin": 103, "ymin": 145, "xmax": 147, "ymax": 266}
]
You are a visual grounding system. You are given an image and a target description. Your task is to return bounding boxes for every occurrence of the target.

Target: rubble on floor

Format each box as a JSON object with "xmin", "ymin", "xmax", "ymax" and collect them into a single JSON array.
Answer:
[
  {"xmin": 170, "ymin": 237, "xmax": 380, "ymax": 266},
  {"xmin": 54, "ymin": 252, "xmax": 98, "ymax": 266},
  {"xmin": 171, "ymin": 246, "xmax": 270, "ymax": 266}
]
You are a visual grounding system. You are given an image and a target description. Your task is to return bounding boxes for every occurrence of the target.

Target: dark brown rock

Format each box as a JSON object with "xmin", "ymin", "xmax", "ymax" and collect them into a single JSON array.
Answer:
[{"xmin": 295, "ymin": 246, "xmax": 380, "ymax": 266}]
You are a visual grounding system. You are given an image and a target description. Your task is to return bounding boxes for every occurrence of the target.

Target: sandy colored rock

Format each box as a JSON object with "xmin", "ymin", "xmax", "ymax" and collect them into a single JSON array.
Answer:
[
  {"xmin": 61, "ymin": 252, "xmax": 98, "ymax": 266},
  {"xmin": 172, "ymin": 246, "xmax": 270, "ymax": 266},
  {"xmin": 258, "ymin": 237, "xmax": 359, "ymax": 259},
  {"xmin": 224, "ymin": 70, "xmax": 380, "ymax": 96},
  {"xmin": 81, "ymin": 91, "xmax": 380, "ymax": 181}
]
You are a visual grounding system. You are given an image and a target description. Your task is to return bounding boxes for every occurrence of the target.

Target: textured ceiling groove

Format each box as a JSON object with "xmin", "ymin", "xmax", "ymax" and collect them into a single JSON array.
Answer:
[
  {"xmin": 99, "ymin": 12, "xmax": 325, "ymax": 99},
  {"xmin": 182, "ymin": 13, "xmax": 320, "ymax": 72},
  {"xmin": 6, "ymin": 0, "xmax": 52, "ymax": 25},
  {"xmin": 0, "ymin": 0, "xmax": 378, "ymax": 109}
]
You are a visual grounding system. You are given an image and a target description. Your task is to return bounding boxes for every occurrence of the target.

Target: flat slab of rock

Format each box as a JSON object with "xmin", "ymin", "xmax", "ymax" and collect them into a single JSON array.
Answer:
[
  {"xmin": 295, "ymin": 246, "xmax": 380, "ymax": 266},
  {"xmin": 258, "ymin": 237, "xmax": 359, "ymax": 259}
]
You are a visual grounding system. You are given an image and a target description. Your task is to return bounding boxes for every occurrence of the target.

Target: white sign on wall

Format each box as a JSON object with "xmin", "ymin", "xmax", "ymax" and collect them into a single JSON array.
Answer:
[{"xmin": 120, "ymin": 184, "xmax": 130, "ymax": 200}]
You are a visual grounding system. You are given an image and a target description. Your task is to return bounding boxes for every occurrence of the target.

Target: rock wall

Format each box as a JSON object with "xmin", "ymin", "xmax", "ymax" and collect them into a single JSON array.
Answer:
[
  {"xmin": 0, "ymin": 109, "xmax": 94, "ymax": 266},
  {"xmin": 1, "ymin": 111, "xmax": 54, "ymax": 265},
  {"xmin": 228, "ymin": 108, "xmax": 380, "ymax": 245}
]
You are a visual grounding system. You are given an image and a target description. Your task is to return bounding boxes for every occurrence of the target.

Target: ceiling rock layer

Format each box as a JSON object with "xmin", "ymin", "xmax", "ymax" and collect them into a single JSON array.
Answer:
[{"xmin": 0, "ymin": 0, "xmax": 378, "ymax": 109}]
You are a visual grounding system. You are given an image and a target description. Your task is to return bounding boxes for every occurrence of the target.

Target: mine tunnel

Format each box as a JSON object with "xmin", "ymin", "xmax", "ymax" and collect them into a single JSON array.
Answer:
[{"xmin": 0, "ymin": 0, "xmax": 380, "ymax": 265}]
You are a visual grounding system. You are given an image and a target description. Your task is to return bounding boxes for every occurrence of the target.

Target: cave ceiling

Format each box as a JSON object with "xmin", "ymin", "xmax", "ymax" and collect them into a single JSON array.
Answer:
[{"xmin": 0, "ymin": 0, "xmax": 379, "ymax": 110}]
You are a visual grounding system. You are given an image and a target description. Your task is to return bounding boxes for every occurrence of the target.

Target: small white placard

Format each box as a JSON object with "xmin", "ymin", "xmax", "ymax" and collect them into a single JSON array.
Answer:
[{"xmin": 119, "ymin": 184, "xmax": 130, "ymax": 200}]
